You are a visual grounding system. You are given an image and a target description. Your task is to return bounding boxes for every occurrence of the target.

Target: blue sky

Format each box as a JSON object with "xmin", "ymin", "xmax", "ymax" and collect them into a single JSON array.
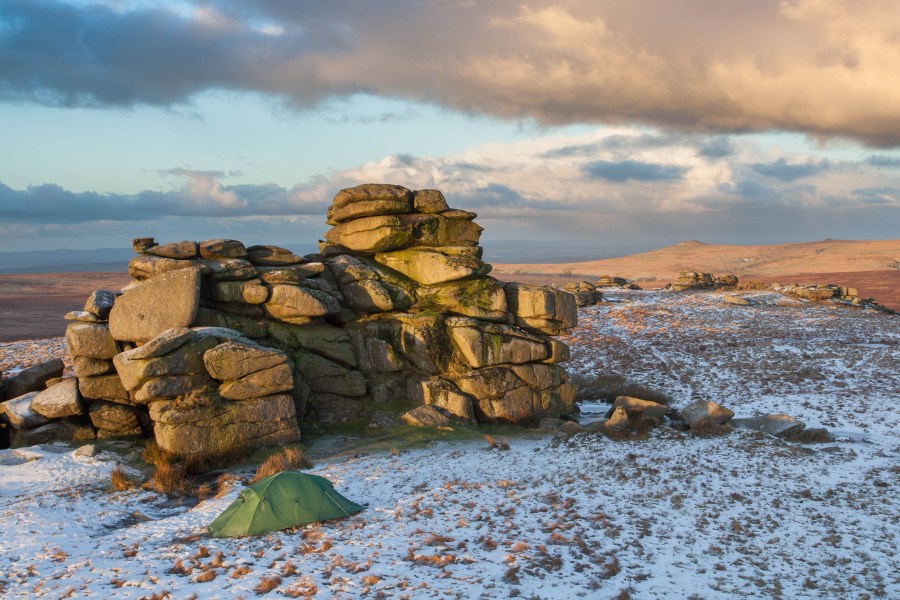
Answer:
[{"xmin": 1, "ymin": 0, "xmax": 898, "ymax": 253}]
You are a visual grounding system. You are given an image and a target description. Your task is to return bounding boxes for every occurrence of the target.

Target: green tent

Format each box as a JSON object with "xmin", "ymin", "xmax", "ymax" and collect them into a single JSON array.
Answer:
[{"xmin": 208, "ymin": 471, "xmax": 364, "ymax": 537}]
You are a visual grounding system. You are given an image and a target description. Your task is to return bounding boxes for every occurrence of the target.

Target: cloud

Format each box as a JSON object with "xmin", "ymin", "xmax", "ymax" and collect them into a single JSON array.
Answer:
[
  {"xmin": 4, "ymin": 126, "xmax": 898, "ymax": 252},
  {"xmin": 3, "ymin": 1, "xmax": 900, "ymax": 145},
  {"xmin": 584, "ymin": 160, "xmax": 686, "ymax": 183},
  {"xmin": 751, "ymin": 158, "xmax": 830, "ymax": 182}
]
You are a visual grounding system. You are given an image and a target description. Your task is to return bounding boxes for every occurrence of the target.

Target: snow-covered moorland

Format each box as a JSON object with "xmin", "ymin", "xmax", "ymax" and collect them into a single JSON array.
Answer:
[{"xmin": 1, "ymin": 290, "xmax": 897, "ymax": 598}]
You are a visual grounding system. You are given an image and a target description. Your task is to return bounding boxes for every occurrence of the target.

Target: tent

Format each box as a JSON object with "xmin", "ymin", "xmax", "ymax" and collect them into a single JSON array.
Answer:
[{"xmin": 208, "ymin": 471, "xmax": 364, "ymax": 537}]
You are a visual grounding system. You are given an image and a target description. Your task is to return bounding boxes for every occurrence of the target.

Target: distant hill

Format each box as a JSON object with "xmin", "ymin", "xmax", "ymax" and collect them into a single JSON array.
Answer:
[{"xmin": 493, "ymin": 239, "xmax": 900, "ymax": 281}]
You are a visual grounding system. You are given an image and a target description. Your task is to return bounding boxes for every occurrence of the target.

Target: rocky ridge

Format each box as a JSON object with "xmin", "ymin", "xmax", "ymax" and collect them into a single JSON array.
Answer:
[{"xmin": 1, "ymin": 184, "xmax": 577, "ymax": 459}]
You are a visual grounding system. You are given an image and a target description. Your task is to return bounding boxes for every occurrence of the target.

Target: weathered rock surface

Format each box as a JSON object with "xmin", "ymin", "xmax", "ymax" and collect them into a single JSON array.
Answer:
[
  {"xmin": 109, "ymin": 268, "xmax": 201, "ymax": 342},
  {"xmin": 88, "ymin": 401, "xmax": 143, "ymax": 437},
  {"xmin": 681, "ymin": 400, "xmax": 734, "ymax": 428},
  {"xmin": 402, "ymin": 404, "xmax": 469, "ymax": 428},
  {"xmin": 30, "ymin": 378, "xmax": 83, "ymax": 419},
  {"xmin": 200, "ymin": 239, "xmax": 246, "ymax": 260},
  {"xmin": 733, "ymin": 414, "xmax": 805, "ymax": 438},
  {"xmin": 505, "ymin": 283, "xmax": 578, "ymax": 334},
  {"xmin": 247, "ymin": 245, "xmax": 304, "ymax": 266},
  {"xmin": 11, "ymin": 419, "xmax": 95, "ymax": 447},
  {"xmin": 150, "ymin": 395, "xmax": 300, "ymax": 456},
  {"xmin": 3, "ymin": 359, "xmax": 65, "ymax": 399},
  {"xmin": 84, "ymin": 290, "xmax": 116, "ymax": 319},
  {"xmin": 146, "ymin": 240, "xmax": 199, "ymax": 260},
  {"xmin": 724, "ymin": 295, "xmax": 751, "ymax": 306},
  {"xmin": 65, "ymin": 323, "xmax": 119, "ymax": 359},
  {"xmin": 0, "ymin": 392, "xmax": 50, "ymax": 429},
  {"xmin": 264, "ymin": 285, "xmax": 341, "ymax": 322},
  {"xmin": 78, "ymin": 374, "xmax": 130, "ymax": 402},
  {"xmin": 610, "ymin": 396, "xmax": 668, "ymax": 424}
]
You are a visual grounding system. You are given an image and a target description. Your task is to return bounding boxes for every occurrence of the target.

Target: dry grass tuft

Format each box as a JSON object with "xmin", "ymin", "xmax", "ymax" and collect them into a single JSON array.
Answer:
[
  {"xmin": 251, "ymin": 447, "xmax": 312, "ymax": 484},
  {"xmin": 572, "ymin": 372, "xmax": 673, "ymax": 405},
  {"xmin": 192, "ymin": 570, "xmax": 216, "ymax": 583},
  {"xmin": 109, "ymin": 464, "xmax": 140, "ymax": 492},
  {"xmin": 281, "ymin": 578, "xmax": 318, "ymax": 598},
  {"xmin": 149, "ymin": 463, "xmax": 195, "ymax": 496},
  {"xmin": 485, "ymin": 434, "xmax": 510, "ymax": 451},
  {"xmin": 689, "ymin": 417, "xmax": 733, "ymax": 437},
  {"xmin": 229, "ymin": 565, "xmax": 251, "ymax": 579},
  {"xmin": 254, "ymin": 576, "xmax": 282, "ymax": 595}
]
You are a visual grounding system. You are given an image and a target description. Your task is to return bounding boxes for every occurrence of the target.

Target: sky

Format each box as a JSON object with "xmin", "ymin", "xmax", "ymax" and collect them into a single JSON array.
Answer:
[{"xmin": 1, "ymin": 0, "xmax": 899, "ymax": 254}]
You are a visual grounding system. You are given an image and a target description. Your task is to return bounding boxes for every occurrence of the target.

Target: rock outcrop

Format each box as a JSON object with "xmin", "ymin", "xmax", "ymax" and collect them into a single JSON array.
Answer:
[{"xmin": 2, "ymin": 184, "xmax": 577, "ymax": 461}]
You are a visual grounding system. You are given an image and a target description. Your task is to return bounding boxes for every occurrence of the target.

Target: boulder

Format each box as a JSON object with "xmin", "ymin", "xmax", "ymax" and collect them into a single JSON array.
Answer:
[
  {"xmin": 203, "ymin": 341, "xmax": 289, "ymax": 380},
  {"xmin": 64, "ymin": 311, "xmax": 105, "ymax": 323},
  {"xmin": 402, "ymin": 404, "xmax": 468, "ymax": 428},
  {"xmin": 193, "ymin": 308, "xmax": 269, "ymax": 338},
  {"xmin": 65, "ymin": 323, "xmax": 119, "ymax": 359},
  {"xmin": 146, "ymin": 240, "xmax": 199, "ymax": 260},
  {"xmin": 257, "ymin": 263, "xmax": 325, "ymax": 284},
  {"xmin": 11, "ymin": 419, "xmax": 95, "ymax": 447},
  {"xmin": 374, "ymin": 247, "xmax": 489, "ymax": 285},
  {"xmin": 324, "ymin": 213, "xmax": 481, "ymax": 254},
  {"xmin": 505, "ymin": 283, "xmax": 577, "ymax": 334},
  {"xmin": 78, "ymin": 374, "xmax": 130, "ymax": 402},
  {"xmin": 133, "ymin": 374, "xmax": 213, "ymax": 403},
  {"xmin": 328, "ymin": 193, "xmax": 413, "ymax": 224},
  {"xmin": 724, "ymin": 295, "xmax": 750, "ymax": 306},
  {"xmin": 125, "ymin": 327, "xmax": 195, "ymax": 359},
  {"xmin": 73, "ymin": 356, "xmax": 114, "ymax": 377},
  {"xmin": 293, "ymin": 353, "xmax": 367, "ymax": 397},
  {"xmin": 417, "ymin": 277, "xmax": 507, "ymax": 321},
  {"xmin": 0, "ymin": 392, "xmax": 50, "ymax": 429},
  {"xmin": 109, "ymin": 268, "xmax": 201, "ymax": 343},
  {"xmin": 114, "ymin": 336, "xmax": 215, "ymax": 390},
  {"xmin": 453, "ymin": 364, "xmax": 575, "ymax": 424},
  {"xmin": 132, "ymin": 237, "xmax": 156, "ymax": 252},
  {"xmin": 264, "ymin": 285, "xmax": 341, "ymax": 322},
  {"xmin": 416, "ymin": 379, "xmax": 476, "ymax": 423},
  {"xmin": 368, "ymin": 411, "xmax": 402, "ymax": 429},
  {"xmin": 201, "ymin": 258, "xmax": 258, "ymax": 283},
  {"xmin": 413, "ymin": 189, "xmax": 449, "ymax": 214},
  {"xmin": 348, "ymin": 314, "xmax": 453, "ymax": 375},
  {"xmin": 681, "ymin": 400, "xmax": 734, "ymax": 428},
  {"xmin": 150, "ymin": 395, "xmax": 300, "ymax": 457},
  {"xmin": 266, "ymin": 322, "xmax": 357, "ymax": 367},
  {"xmin": 326, "ymin": 254, "xmax": 414, "ymax": 313},
  {"xmin": 74, "ymin": 443, "xmax": 100, "ymax": 458},
  {"xmin": 30, "ymin": 378, "xmax": 83, "ymax": 419},
  {"xmin": 544, "ymin": 339, "xmax": 571, "ymax": 364},
  {"xmin": 200, "ymin": 239, "xmax": 246, "ymax": 260},
  {"xmin": 3, "ymin": 358, "xmax": 65, "ymax": 398},
  {"xmin": 87, "ymin": 401, "xmax": 143, "ymax": 437},
  {"xmin": 246, "ymin": 245, "xmax": 305, "ymax": 266},
  {"xmin": 610, "ymin": 396, "xmax": 668, "ymax": 424},
  {"xmin": 732, "ymin": 414, "xmax": 805, "ymax": 438},
  {"xmin": 128, "ymin": 254, "xmax": 203, "ymax": 280},
  {"xmin": 448, "ymin": 319, "xmax": 550, "ymax": 368},
  {"xmin": 333, "ymin": 183, "xmax": 413, "ymax": 209},
  {"xmin": 84, "ymin": 290, "xmax": 116, "ymax": 319},
  {"xmin": 604, "ymin": 406, "xmax": 630, "ymax": 435},
  {"xmin": 218, "ymin": 363, "xmax": 295, "ymax": 401},
  {"xmin": 210, "ymin": 279, "xmax": 269, "ymax": 304}
]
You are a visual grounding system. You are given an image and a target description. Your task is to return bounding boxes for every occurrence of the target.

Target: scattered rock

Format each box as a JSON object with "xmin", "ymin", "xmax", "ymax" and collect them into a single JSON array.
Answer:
[
  {"xmin": 0, "ymin": 392, "xmax": 50, "ymax": 429},
  {"xmin": 401, "ymin": 404, "xmax": 468, "ymax": 428},
  {"xmin": 723, "ymin": 295, "xmax": 750, "ymax": 306},
  {"xmin": 84, "ymin": 290, "xmax": 116, "ymax": 319},
  {"xmin": 610, "ymin": 396, "xmax": 668, "ymax": 424},
  {"xmin": 680, "ymin": 400, "xmax": 734, "ymax": 428},
  {"xmin": 74, "ymin": 443, "xmax": 100, "ymax": 458},
  {"xmin": 732, "ymin": 414, "xmax": 805, "ymax": 438}
]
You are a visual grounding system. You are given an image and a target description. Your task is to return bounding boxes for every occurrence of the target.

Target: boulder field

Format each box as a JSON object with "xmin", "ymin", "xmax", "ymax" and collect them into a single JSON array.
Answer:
[{"xmin": 1, "ymin": 184, "xmax": 577, "ymax": 461}]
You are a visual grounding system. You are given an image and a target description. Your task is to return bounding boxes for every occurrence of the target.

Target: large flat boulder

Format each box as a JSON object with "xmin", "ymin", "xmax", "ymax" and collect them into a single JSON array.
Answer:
[
  {"xmin": 114, "ymin": 336, "xmax": 217, "ymax": 392},
  {"xmin": 30, "ymin": 378, "xmax": 84, "ymax": 419},
  {"xmin": 448, "ymin": 318, "xmax": 550, "ymax": 368},
  {"xmin": 150, "ymin": 395, "xmax": 300, "ymax": 457},
  {"xmin": 203, "ymin": 341, "xmax": 288, "ymax": 380},
  {"xmin": 264, "ymin": 285, "xmax": 341, "ymax": 323},
  {"xmin": 417, "ymin": 277, "xmax": 507, "ymax": 322},
  {"xmin": 374, "ymin": 247, "xmax": 489, "ymax": 285},
  {"xmin": 324, "ymin": 213, "xmax": 481, "ymax": 253},
  {"xmin": 3, "ymin": 358, "xmax": 65, "ymax": 399},
  {"xmin": 78, "ymin": 374, "xmax": 130, "ymax": 402},
  {"xmin": 128, "ymin": 254, "xmax": 204, "ymax": 280},
  {"xmin": 108, "ymin": 268, "xmax": 201, "ymax": 343},
  {"xmin": 246, "ymin": 245, "xmax": 305, "ymax": 266},
  {"xmin": 146, "ymin": 240, "xmax": 199, "ymax": 260},
  {"xmin": 200, "ymin": 239, "xmax": 246, "ymax": 260},
  {"xmin": 733, "ymin": 414, "xmax": 805, "ymax": 438},
  {"xmin": 328, "ymin": 184, "xmax": 413, "ymax": 224},
  {"xmin": 0, "ymin": 392, "xmax": 50, "ymax": 429}
]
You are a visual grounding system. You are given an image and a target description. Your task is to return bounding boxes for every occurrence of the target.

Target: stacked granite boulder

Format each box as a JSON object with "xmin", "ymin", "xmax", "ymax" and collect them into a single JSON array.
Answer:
[
  {"xmin": 667, "ymin": 271, "xmax": 738, "ymax": 291},
  {"xmin": 560, "ymin": 281, "xmax": 604, "ymax": 307},
  {"xmin": 2, "ymin": 184, "xmax": 578, "ymax": 460},
  {"xmin": 596, "ymin": 275, "xmax": 641, "ymax": 290}
]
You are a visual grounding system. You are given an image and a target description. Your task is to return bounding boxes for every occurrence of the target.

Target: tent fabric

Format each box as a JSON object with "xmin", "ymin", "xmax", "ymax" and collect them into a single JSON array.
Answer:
[{"xmin": 208, "ymin": 471, "xmax": 364, "ymax": 537}]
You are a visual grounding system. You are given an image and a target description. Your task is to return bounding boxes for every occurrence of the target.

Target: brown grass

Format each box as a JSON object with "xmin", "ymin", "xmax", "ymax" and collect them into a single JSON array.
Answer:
[
  {"xmin": 109, "ymin": 464, "xmax": 140, "ymax": 492},
  {"xmin": 148, "ymin": 463, "xmax": 195, "ymax": 496},
  {"xmin": 571, "ymin": 372, "xmax": 672, "ymax": 405},
  {"xmin": 250, "ymin": 447, "xmax": 312, "ymax": 484},
  {"xmin": 229, "ymin": 565, "xmax": 251, "ymax": 579},
  {"xmin": 689, "ymin": 417, "xmax": 734, "ymax": 437},
  {"xmin": 485, "ymin": 434, "xmax": 510, "ymax": 451},
  {"xmin": 254, "ymin": 576, "xmax": 282, "ymax": 595}
]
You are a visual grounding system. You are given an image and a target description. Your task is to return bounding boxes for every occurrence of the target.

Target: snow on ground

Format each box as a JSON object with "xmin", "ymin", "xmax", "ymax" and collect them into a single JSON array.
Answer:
[{"xmin": 1, "ymin": 290, "xmax": 898, "ymax": 599}]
